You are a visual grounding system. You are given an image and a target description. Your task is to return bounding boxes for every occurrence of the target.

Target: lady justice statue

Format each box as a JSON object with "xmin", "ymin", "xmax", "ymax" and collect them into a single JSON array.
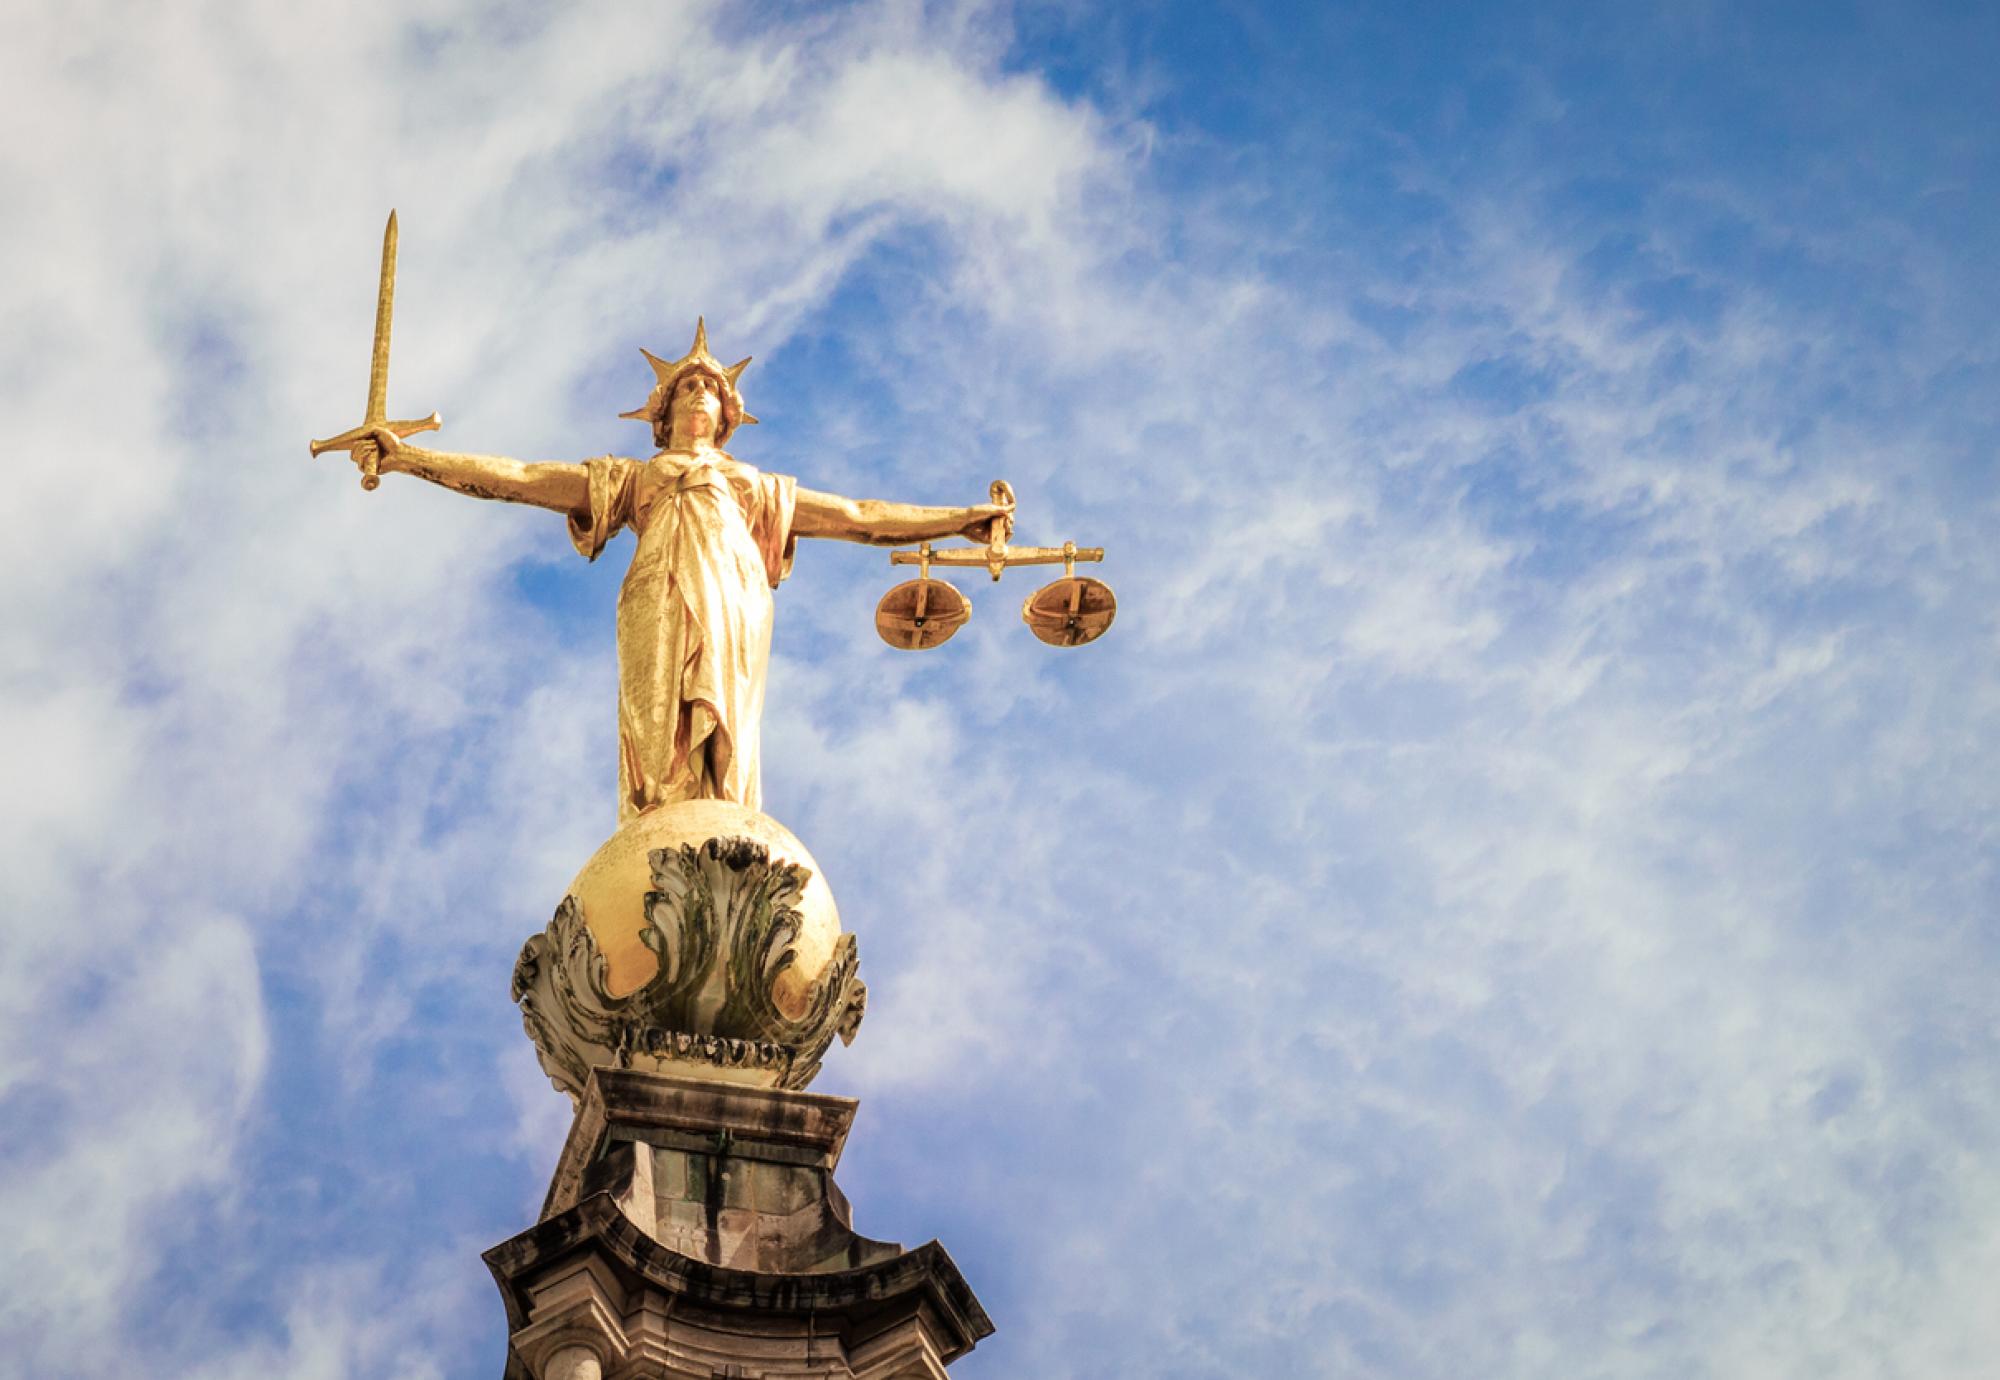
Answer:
[
  {"xmin": 312, "ymin": 216, "xmax": 1025, "ymax": 1099},
  {"xmin": 317, "ymin": 221, "xmax": 1034, "ymax": 1373},
  {"xmin": 340, "ymin": 318, "xmax": 1010, "ymax": 823}
]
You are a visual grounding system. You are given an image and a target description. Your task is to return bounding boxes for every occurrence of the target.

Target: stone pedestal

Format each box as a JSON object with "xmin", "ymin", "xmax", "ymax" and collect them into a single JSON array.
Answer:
[{"xmin": 485, "ymin": 1069, "xmax": 993, "ymax": 1378}]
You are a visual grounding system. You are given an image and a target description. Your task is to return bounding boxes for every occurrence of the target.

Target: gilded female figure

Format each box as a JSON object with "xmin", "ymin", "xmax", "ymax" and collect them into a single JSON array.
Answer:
[{"xmin": 346, "ymin": 321, "xmax": 1009, "ymax": 822}]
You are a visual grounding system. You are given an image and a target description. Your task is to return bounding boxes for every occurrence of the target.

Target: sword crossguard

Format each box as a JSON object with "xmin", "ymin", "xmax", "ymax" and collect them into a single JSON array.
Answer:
[{"xmin": 308, "ymin": 413, "xmax": 443, "ymax": 489}]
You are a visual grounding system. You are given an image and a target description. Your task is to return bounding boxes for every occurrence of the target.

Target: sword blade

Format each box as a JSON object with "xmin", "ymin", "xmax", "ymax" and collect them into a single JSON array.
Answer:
[{"xmin": 365, "ymin": 209, "xmax": 398, "ymax": 425}]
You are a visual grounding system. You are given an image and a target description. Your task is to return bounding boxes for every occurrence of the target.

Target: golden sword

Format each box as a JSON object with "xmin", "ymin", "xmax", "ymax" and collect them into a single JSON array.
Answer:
[{"xmin": 309, "ymin": 209, "xmax": 441, "ymax": 488}]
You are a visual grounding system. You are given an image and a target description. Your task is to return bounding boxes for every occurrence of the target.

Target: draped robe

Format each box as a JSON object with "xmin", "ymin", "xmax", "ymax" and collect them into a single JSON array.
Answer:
[{"xmin": 567, "ymin": 450, "xmax": 797, "ymax": 823}]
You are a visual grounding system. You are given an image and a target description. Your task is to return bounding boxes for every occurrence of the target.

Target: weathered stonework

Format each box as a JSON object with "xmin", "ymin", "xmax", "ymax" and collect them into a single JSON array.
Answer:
[
  {"xmin": 486, "ymin": 1069, "xmax": 992, "ymax": 1379},
  {"xmin": 515, "ymin": 837, "xmax": 867, "ymax": 1101}
]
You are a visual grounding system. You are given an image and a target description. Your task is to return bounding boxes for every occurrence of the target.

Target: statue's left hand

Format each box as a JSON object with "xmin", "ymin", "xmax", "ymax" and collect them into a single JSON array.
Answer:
[{"xmin": 960, "ymin": 500, "xmax": 1014, "ymax": 544}]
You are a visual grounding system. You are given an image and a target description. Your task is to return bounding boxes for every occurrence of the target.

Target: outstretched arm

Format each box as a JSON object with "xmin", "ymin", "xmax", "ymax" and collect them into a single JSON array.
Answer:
[
  {"xmin": 792, "ymin": 485, "xmax": 1013, "ymax": 547},
  {"xmin": 352, "ymin": 428, "xmax": 590, "ymax": 514}
]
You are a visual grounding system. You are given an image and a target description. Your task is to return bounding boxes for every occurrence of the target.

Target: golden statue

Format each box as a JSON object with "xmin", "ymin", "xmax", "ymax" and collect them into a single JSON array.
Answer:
[
  {"xmin": 312, "ymin": 213, "xmax": 1109, "ymax": 1098},
  {"xmin": 331, "ymin": 316, "xmax": 1010, "ymax": 822}
]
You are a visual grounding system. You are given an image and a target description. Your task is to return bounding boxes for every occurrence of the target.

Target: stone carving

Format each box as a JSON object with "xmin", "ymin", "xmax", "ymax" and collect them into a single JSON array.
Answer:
[
  {"xmin": 486, "ymin": 1070, "xmax": 993, "ymax": 1377},
  {"xmin": 515, "ymin": 836, "xmax": 866, "ymax": 1102}
]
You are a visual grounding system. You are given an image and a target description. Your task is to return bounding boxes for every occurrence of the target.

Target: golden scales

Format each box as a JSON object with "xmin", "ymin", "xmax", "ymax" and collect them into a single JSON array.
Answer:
[{"xmin": 875, "ymin": 481, "xmax": 1116, "ymax": 650}]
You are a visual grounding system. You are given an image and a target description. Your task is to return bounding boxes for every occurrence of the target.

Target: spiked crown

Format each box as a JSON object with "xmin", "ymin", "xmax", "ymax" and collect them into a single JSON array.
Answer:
[{"xmin": 619, "ymin": 318, "xmax": 759, "ymax": 445}]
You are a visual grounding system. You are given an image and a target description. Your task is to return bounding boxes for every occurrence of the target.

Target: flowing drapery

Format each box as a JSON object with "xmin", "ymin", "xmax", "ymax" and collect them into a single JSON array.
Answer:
[{"xmin": 567, "ymin": 451, "xmax": 797, "ymax": 821}]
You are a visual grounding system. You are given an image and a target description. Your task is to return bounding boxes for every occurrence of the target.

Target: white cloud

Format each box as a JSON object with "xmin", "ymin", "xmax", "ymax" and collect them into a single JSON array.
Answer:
[{"xmin": 2, "ymin": 3, "xmax": 1997, "ymax": 1378}]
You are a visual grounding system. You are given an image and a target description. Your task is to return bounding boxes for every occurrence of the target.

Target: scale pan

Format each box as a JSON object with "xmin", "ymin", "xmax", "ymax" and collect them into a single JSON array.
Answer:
[
  {"xmin": 1023, "ymin": 576, "xmax": 1116, "ymax": 648},
  {"xmin": 875, "ymin": 578, "xmax": 970, "ymax": 650}
]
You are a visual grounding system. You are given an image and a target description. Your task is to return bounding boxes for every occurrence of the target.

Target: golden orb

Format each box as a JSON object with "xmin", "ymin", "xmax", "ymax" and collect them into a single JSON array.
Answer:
[{"xmin": 566, "ymin": 799, "xmax": 843, "ymax": 1020}]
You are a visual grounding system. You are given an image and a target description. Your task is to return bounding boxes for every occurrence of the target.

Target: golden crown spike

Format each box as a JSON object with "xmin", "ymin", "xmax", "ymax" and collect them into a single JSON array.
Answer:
[{"xmin": 619, "ymin": 317, "xmax": 759, "ymax": 442}]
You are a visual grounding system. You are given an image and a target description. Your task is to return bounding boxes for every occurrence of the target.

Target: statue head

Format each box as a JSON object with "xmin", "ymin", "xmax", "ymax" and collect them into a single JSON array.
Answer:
[{"xmin": 620, "ymin": 318, "xmax": 759, "ymax": 448}]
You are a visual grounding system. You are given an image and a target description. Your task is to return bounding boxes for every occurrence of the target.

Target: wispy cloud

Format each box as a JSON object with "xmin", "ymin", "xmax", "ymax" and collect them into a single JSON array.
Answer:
[{"xmin": 2, "ymin": 2, "xmax": 1996, "ymax": 1377}]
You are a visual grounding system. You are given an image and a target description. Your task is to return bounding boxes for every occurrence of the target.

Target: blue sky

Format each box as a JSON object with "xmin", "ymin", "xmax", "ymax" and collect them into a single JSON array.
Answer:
[{"xmin": 3, "ymin": 2, "xmax": 1998, "ymax": 1375}]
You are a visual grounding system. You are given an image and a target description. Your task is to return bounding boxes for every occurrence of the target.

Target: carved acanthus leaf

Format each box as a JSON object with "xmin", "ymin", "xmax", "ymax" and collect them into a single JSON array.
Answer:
[{"xmin": 513, "ymin": 835, "xmax": 867, "ymax": 1099}]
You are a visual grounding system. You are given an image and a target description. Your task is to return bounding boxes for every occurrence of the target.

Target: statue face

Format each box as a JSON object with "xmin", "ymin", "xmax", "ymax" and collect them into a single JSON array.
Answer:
[{"xmin": 670, "ymin": 372, "xmax": 724, "ymax": 440}]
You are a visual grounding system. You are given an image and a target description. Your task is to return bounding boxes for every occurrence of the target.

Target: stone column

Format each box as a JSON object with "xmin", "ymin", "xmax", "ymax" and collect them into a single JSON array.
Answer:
[{"xmin": 486, "ymin": 1069, "xmax": 992, "ymax": 1379}]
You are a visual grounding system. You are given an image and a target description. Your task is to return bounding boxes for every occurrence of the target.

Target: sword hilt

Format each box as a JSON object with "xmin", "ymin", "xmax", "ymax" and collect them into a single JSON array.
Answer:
[{"xmin": 308, "ymin": 413, "xmax": 443, "ymax": 490}]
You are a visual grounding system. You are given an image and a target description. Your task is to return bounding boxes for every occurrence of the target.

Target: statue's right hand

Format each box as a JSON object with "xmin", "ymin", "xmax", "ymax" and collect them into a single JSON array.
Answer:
[
  {"xmin": 366, "ymin": 428, "xmax": 404, "ymax": 470},
  {"xmin": 346, "ymin": 422, "xmax": 404, "ymax": 482}
]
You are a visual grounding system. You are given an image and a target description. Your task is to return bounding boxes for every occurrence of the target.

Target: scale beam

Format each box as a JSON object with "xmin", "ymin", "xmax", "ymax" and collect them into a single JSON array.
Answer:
[{"xmin": 891, "ymin": 542, "xmax": 1105, "ymax": 574}]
